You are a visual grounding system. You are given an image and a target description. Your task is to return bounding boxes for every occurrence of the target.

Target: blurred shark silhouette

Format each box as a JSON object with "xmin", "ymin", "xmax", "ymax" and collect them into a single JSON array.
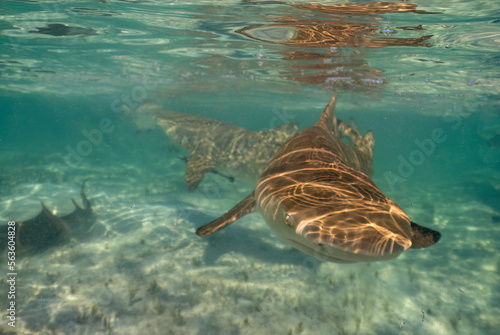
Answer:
[
  {"xmin": 0, "ymin": 180, "xmax": 96, "ymax": 255},
  {"xmin": 127, "ymin": 103, "xmax": 299, "ymax": 191}
]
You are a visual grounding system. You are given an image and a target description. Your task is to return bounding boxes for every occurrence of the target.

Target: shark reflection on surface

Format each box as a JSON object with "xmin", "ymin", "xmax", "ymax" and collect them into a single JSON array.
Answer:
[
  {"xmin": 287, "ymin": 1, "xmax": 441, "ymax": 15},
  {"xmin": 237, "ymin": 1, "xmax": 436, "ymax": 48},
  {"xmin": 29, "ymin": 23, "xmax": 97, "ymax": 37},
  {"xmin": 236, "ymin": 1, "xmax": 437, "ymax": 91},
  {"xmin": 237, "ymin": 18, "xmax": 432, "ymax": 48}
]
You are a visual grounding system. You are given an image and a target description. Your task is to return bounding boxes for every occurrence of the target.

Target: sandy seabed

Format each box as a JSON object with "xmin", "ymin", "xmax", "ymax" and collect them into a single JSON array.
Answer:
[{"xmin": 0, "ymin": 155, "xmax": 499, "ymax": 335}]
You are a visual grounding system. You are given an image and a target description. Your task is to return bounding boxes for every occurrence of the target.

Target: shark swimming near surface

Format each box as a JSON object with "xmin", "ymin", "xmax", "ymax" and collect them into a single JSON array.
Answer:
[
  {"xmin": 130, "ymin": 103, "xmax": 299, "ymax": 191},
  {"xmin": 196, "ymin": 95, "xmax": 441, "ymax": 263}
]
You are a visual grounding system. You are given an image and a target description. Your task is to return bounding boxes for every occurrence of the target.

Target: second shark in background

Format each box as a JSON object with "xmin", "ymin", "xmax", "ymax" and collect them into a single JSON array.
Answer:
[{"xmin": 128, "ymin": 103, "xmax": 298, "ymax": 190}]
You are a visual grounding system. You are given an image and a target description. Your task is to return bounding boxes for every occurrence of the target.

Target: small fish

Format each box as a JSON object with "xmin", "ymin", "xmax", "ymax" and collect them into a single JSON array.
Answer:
[{"xmin": 196, "ymin": 96, "xmax": 440, "ymax": 263}]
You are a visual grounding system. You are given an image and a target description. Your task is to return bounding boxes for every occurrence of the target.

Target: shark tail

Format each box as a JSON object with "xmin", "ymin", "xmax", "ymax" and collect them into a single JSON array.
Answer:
[
  {"xmin": 196, "ymin": 192, "xmax": 256, "ymax": 236},
  {"xmin": 67, "ymin": 179, "xmax": 91, "ymax": 211},
  {"xmin": 338, "ymin": 119, "xmax": 375, "ymax": 162}
]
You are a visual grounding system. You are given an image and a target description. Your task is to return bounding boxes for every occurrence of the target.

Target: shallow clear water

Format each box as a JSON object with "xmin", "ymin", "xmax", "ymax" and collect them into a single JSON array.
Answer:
[{"xmin": 0, "ymin": 0, "xmax": 499, "ymax": 334}]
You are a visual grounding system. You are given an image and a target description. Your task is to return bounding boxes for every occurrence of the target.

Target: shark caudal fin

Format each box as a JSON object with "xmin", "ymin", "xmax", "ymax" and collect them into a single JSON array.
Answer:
[
  {"xmin": 196, "ymin": 191, "xmax": 256, "ymax": 236},
  {"xmin": 338, "ymin": 118, "xmax": 361, "ymax": 146},
  {"xmin": 61, "ymin": 179, "xmax": 92, "ymax": 219},
  {"xmin": 409, "ymin": 221, "xmax": 441, "ymax": 248},
  {"xmin": 317, "ymin": 94, "xmax": 338, "ymax": 135},
  {"xmin": 338, "ymin": 119, "xmax": 375, "ymax": 166}
]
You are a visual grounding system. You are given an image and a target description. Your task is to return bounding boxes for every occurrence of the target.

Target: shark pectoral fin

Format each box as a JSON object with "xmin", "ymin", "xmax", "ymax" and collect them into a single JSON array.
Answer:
[
  {"xmin": 180, "ymin": 155, "xmax": 234, "ymax": 184},
  {"xmin": 196, "ymin": 191, "xmax": 256, "ymax": 236},
  {"xmin": 185, "ymin": 154, "xmax": 216, "ymax": 191},
  {"xmin": 409, "ymin": 221, "xmax": 441, "ymax": 248}
]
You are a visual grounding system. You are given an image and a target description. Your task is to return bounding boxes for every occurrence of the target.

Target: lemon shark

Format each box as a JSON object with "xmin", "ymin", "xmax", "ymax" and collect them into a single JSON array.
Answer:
[
  {"xmin": 131, "ymin": 103, "xmax": 298, "ymax": 191},
  {"xmin": 196, "ymin": 96, "xmax": 441, "ymax": 263}
]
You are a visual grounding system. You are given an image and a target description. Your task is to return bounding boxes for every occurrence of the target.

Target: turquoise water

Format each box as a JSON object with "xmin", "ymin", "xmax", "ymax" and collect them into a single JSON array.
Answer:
[{"xmin": 1, "ymin": 0, "xmax": 499, "ymax": 334}]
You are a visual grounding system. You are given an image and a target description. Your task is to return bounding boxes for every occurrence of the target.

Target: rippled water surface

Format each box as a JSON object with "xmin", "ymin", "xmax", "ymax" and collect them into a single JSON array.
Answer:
[{"xmin": 1, "ymin": 1, "xmax": 499, "ymax": 334}]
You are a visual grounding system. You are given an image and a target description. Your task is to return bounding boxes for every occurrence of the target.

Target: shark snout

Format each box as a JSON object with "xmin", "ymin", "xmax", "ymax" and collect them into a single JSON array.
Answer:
[{"xmin": 283, "ymin": 205, "xmax": 413, "ymax": 262}]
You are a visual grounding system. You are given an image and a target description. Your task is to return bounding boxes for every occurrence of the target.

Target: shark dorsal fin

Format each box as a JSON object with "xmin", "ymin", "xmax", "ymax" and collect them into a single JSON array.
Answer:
[
  {"xmin": 317, "ymin": 95, "xmax": 338, "ymax": 136},
  {"xmin": 196, "ymin": 191, "xmax": 256, "ymax": 236}
]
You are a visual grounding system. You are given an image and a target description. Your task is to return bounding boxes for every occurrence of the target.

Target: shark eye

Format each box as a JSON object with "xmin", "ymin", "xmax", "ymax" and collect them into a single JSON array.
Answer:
[{"xmin": 285, "ymin": 214, "xmax": 293, "ymax": 226}]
